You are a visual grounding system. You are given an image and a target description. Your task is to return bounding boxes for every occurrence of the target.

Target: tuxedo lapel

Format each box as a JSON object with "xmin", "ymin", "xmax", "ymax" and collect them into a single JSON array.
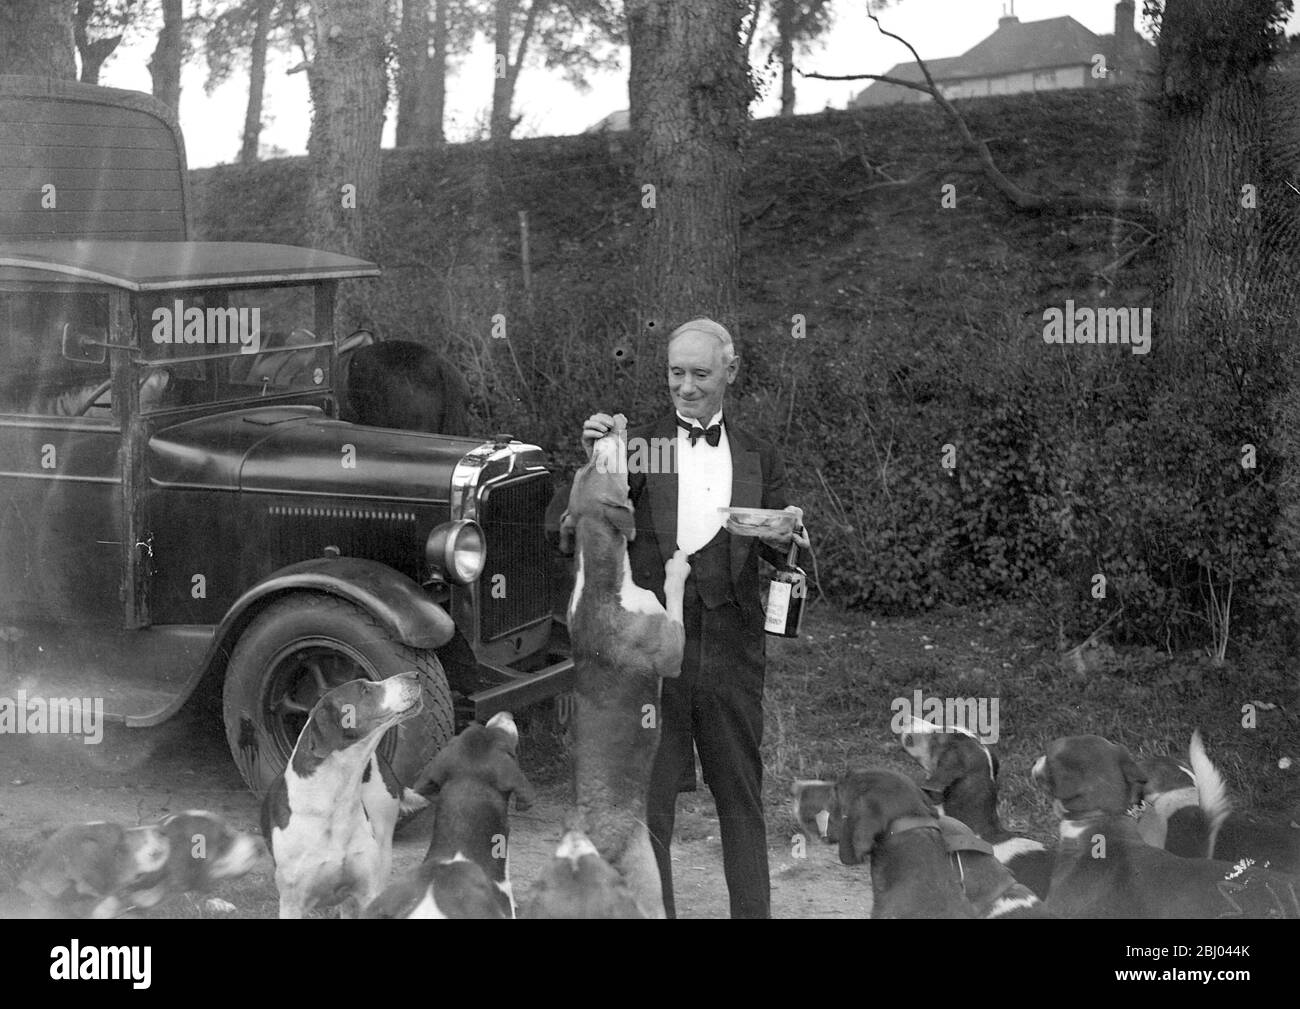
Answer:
[
  {"xmin": 728, "ymin": 423, "xmax": 763, "ymax": 584},
  {"xmin": 646, "ymin": 413, "xmax": 679, "ymax": 564}
]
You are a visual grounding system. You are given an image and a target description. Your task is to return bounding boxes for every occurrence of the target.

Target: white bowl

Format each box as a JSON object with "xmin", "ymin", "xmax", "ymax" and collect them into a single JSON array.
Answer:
[{"xmin": 718, "ymin": 506, "xmax": 798, "ymax": 537}]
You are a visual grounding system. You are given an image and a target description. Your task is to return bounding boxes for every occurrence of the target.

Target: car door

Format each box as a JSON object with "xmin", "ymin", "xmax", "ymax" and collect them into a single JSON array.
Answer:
[{"xmin": 0, "ymin": 287, "xmax": 123, "ymax": 626}]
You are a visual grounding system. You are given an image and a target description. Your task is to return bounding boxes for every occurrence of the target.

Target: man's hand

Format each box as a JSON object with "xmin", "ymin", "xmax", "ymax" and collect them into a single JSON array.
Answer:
[
  {"xmin": 759, "ymin": 506, "xmax": 811, "ymax": 552},
  {"xmin": 582, "ymin": 412, "xmax": 617, "ymax": 458}
]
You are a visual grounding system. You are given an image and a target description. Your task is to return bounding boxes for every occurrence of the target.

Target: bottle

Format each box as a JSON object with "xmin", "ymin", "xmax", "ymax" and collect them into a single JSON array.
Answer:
[{"xmin": 764, "ymin": 541, "xmax": 807, "ymax": 638}]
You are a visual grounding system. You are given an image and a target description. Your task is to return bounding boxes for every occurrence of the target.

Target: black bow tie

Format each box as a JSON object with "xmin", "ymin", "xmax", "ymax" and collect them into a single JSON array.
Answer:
[{"xmin": 678, "ymin": 416, "xmax": 722, "ymax": 447}]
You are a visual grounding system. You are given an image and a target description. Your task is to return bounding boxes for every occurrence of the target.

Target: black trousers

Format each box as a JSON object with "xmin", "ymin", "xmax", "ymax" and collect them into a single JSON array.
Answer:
[{"xmin": 646, "ymin": 582, "xmax": 770, "ymax": 919}]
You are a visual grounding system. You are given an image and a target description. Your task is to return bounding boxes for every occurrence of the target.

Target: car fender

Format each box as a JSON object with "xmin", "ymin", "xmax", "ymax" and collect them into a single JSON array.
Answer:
[
  {"xmin": 216, "ymin": 556, "xmax": 456, "ymax": 652},
  {"xmin": 125, "ymin": 559, "xmax": 454, "ymax": 728},
  {"xmin": 196, "ymin": 557, "xmax": 455, "ymax": 698}
]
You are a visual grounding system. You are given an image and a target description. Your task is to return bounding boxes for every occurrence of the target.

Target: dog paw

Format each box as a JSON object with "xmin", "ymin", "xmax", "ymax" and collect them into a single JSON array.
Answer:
[{"xmin": 665, "ymin": 550, "xmax": 690, "ymax": 582}]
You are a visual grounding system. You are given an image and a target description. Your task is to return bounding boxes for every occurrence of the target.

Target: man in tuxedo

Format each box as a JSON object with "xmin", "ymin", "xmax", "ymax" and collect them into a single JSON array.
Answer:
[{"xmin": 581, "ymin": 317, "xmax": 808, "ymax": 918}]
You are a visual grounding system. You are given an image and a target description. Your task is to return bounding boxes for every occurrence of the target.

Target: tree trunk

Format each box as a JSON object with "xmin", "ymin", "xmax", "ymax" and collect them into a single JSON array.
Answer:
[
  {"xmin": 75, "ymin": 0, "xmax": 121, "ymax": 84},
  {"xmin": 77, "ymin": 37, "xmax": 121, "ymax": 84},
  {"xmin": 239, "ymin": 0, "xmax": 274, "ymax": 164},
  {"xmin": 1154, "ymin": 0, "xmax": 1274, "ymax": 359},
  {"xmin": 490, "ymin": 0, "xmax": 538, "ymax": 140},
  {"xmin": 306, "ymin": 0, "xmax": 390, "ymax": 324},
  {"xmin": 490, "ymin": 0, "xmax": 515, "ymax": 140},
  {"xmin": 396, "ymin": 0, "xmax": 430, "ymax": 147},
  {"xmin": 423, "ymin": 0, "xmax": 447, "ymax": 144},
  {"xmin": 627, "ymin": 0, "xmax": 753, "ymax": 336},
  {"xmin": 149, "ymin": 0, "xmax": 184, "ymax": 118},
  {"xmin": 777, "ymin": 0, "xmax": 794, "ymax": 116},
  {"xmin": 0, "ymin": 0, "xmax": 76, "ymax": 79}
]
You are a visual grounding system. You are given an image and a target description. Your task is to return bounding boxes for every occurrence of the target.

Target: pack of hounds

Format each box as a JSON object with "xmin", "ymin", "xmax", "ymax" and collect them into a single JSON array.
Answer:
[
  {"xmin": 4, "ymin": 414, "xmax": 1297, "ymax": 918},
  {"xmin": 794, "ymin": 720, "xmax": 1300, "ymax": 918},
  {"xmin": 8, "ymin": 688, "xmax": 1298, "ymax": 919}
]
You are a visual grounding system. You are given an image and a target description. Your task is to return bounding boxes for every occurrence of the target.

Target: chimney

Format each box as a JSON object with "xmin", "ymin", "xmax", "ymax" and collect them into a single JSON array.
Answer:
[
  {"xmin": 1114, "ymin": 0, "xmax": 1136, "ymax": 69},
  {"xmin": 999, "ymin": 1, "xmax": 1018, "ymax": 27}
]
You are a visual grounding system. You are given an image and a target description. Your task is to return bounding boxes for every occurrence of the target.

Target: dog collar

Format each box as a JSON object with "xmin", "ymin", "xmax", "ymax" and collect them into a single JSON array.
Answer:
[
  {"xmin": 1061, "ymin": 804, "xmax": 1147, "ymax": 825},
  {"xmin": 942, "ymin": 832, "xmax": 995, "ymax": 856},
  {"xmin": 884, "ymin": 814, "xmax": 942, "ymax": 839}
]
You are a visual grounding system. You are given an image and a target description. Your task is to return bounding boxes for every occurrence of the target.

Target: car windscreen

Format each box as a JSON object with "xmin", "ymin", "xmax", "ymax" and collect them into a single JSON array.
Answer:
[{"xmin": 137, "ymin": 285, "xmax": 331, "ymax": 411}]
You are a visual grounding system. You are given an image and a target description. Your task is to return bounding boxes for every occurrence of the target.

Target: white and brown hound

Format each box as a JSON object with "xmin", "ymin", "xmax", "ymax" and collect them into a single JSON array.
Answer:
[{"xmin": 561, "ymin": 415, "xmax": 690, "ymax": 918}]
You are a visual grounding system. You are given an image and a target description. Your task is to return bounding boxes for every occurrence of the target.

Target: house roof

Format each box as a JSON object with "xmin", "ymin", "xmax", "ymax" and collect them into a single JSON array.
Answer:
[
  {"xmin": 858, "ymin": 55, "xmax": 968, "ymax": 96},
  {"xmin": 852, "ymin": 14, "xmax": 1153, "ymax": 107},
  {"xmin": 959, "ymin": 16, "xmax": 1107, "ymax": 77},
  {"xmin": 584, "ymin": 109, "xmax": 630, "ymax": 133},
  {"xmin": 0, "ymin": 240, "xmax": 380, "ymax": 291}
]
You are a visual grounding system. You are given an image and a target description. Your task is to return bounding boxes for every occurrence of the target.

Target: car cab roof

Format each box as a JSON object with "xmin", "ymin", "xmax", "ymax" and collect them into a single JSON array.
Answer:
[{"xmin": 0, "ymin": 239, "xmax": 380, "ymax": 291}]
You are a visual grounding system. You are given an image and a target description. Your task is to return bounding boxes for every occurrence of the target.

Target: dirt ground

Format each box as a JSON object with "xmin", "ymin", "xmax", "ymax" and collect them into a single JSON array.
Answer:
[{"xmin": 0, "ymin": 694, "xmax": 873, "ymax": 920}]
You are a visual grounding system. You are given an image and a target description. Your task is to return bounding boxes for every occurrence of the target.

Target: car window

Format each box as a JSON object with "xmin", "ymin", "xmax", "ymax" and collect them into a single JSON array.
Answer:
[
  {"xmin": 138, "ymin": 285, "xmax": 329, "ymax": 411},
  {"xmin": 0, "ymin": 291, "xmax": 114, "ymax": 419}
]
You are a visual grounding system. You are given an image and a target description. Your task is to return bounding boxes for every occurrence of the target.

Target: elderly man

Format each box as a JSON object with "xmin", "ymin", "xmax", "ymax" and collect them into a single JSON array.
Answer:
[{"xmin": 582, "ymin": 317, "xmax": 808, "ymax": 919}]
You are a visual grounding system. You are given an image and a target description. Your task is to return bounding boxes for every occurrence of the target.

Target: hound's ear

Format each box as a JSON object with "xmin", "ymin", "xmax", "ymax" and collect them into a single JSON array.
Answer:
[
  {"xmin": 508, "ymin": 765, "xmax": 537, "ymax": 812},
  {"xmin": 492, "ymin": 754, "xmax": 536, "ymax": 811},
  {"xmin": 413, "ymin": 746, "xmax": 454, "ymax": 797},
  {"xmin": 74, "ymin": 828, "xmax": 127, "ymax": 897},
  {"xmin": 916, "ymin": 788, "xmax": 940, "ymax": 815},
  {"xmin": 558, "ymin": 510, "xmax": 576, "ymax": 555},
  {"xmin": 604, "ymin": 501, "xmax": 636, "ymax": 541},
  {"xmin": 1117, "ymin": 745, "xmax": 1148, "ymax": 809},
  {"xmin": 1043, "ymin": 750, "xmax": 1088, "ymax": 805},
  {"xmin": 920, "ymin": 738, "xmax": 965, "ymax": 798},
  {"xmin": 837, "ymin": 788, "xmax": 884, "ymax": 866}
]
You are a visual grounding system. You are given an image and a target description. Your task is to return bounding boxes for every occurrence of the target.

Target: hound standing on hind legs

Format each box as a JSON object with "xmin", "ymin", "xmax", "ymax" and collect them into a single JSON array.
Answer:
[{"xmin": 562, "ymin": 414, "xmax": 690, "ymax": 919}]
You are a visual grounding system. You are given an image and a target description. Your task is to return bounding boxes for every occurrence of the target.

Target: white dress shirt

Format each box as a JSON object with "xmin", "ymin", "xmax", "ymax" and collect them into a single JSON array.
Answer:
[{"xmin": 675, "ymin": 409, "xmax": 731, "ymax": 554}]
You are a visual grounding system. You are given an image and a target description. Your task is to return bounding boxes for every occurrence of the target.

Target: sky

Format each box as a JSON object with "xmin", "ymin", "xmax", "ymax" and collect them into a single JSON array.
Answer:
[{"xmin": 88, "ymin": 0, "xmax": 1284, "ymax": 169}]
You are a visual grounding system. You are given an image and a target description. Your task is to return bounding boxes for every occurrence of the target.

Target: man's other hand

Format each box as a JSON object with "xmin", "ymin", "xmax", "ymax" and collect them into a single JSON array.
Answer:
[{"xmin": 759, "ymin": 506, "xmax": 811, "ymax": 552}]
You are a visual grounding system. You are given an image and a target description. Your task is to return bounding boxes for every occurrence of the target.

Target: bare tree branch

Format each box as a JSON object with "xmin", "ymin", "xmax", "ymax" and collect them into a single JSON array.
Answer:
[
  {"xmin": 1095, "ymin": 232, "xmax": 1156, "ymax": 284},
  {"xmin": 803, "ymin": 11, "xmax": 1154, "ymax": 218}
]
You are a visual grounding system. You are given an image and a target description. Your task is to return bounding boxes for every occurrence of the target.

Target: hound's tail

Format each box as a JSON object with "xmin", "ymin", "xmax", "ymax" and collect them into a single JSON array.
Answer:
[{"xmin": 1188, "ymin": 729, "xmax": 1231, "ymax": 857}]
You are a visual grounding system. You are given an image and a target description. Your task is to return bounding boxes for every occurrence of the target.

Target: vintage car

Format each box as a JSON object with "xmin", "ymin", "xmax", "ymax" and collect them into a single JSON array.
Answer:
[{"xmin": 0, "ymin": 76, "xmax": 572, "ymax": 793}]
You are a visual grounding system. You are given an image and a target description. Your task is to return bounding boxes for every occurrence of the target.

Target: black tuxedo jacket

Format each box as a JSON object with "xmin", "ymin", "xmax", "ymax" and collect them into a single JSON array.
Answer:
[{"xmin": 626, "ymin": 412, "xmax": 790, "ymax": 647}]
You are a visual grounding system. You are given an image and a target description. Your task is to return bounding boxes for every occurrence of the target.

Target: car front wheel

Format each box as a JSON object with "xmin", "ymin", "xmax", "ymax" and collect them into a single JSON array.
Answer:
[{"xmin": 221, "ymin": 593, "xmax": 455, "ymax": 796}]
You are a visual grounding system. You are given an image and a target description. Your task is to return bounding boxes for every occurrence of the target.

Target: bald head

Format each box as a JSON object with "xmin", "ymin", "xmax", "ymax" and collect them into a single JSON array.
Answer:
[
  {"xmin": 667, "ymin": 318, "xmax": 736, "ymax": 366},
  {"xmin": 666, "ymin": 317, "xmax": 739, "ymax": 422}
]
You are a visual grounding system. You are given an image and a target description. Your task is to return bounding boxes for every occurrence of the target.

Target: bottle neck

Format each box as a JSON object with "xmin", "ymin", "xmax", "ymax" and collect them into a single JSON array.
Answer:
[{"xmin": 785, "ymin": 541, "xmax": 799, "ymax": 567}]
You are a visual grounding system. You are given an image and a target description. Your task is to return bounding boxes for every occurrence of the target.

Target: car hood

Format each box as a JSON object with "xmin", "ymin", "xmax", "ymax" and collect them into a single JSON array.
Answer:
[{"xmin": 148, "ymin": 405, "xmax": 479, "ymax": 503}]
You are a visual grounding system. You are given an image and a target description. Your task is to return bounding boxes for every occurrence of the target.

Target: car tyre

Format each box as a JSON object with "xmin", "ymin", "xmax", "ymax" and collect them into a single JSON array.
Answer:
[{"xmin": 221, "ymin": 593, "xmax": 455, "ymax": 796}]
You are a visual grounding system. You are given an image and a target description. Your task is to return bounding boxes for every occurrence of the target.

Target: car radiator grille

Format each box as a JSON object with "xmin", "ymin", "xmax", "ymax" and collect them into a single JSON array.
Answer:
[{"xmin": 476, "ymin": 474, "xmax": 552, "ymax": 642}]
